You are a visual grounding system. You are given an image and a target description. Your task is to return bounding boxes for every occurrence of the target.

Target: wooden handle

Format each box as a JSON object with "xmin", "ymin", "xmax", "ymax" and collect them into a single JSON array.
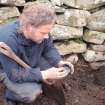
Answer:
[{"xmin": 0, "ymin": 42, "xmax": 30, "ymax": 69}]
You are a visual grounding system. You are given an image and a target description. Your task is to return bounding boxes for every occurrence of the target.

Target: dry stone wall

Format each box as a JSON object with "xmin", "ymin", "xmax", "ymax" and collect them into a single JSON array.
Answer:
[{"xmin": 0, "ymin": 0, "xmax": 105, "ymax": 69}]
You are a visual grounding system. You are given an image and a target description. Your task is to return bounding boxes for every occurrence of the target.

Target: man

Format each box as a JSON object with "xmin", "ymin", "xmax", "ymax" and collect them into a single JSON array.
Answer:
[{"xmin": 0, "ymin": 3, "xmax": 74, "ymax": 105}]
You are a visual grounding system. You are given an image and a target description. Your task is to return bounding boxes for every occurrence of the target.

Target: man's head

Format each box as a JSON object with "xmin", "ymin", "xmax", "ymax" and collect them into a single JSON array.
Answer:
[{"xmin": 19, "ymin": 3, "xmax": 56, "ymax": 43}]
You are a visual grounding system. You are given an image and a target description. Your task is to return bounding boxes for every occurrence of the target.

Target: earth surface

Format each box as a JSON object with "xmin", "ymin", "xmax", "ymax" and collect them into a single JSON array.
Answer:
[{"xmin": 0, "ymin": 57, "xmax": 105, "ymax": 105}]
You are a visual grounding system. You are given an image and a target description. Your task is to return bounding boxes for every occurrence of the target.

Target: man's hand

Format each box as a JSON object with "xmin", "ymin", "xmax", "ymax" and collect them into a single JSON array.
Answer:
[
  {"xmin": 41, "ymin": 67, "xmax": 69, "ymax": 81},
  {"xmin": 58, "ymin": 60, "xmax": 74, "ymax": 75},
  {"xmin": 41, "ymin": 61, "xmax": 74, "ymax": 84}
]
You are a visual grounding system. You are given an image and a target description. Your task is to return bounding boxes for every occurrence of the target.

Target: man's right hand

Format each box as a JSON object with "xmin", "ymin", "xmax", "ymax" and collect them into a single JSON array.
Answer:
[{"xmin": 41, "ymin": 67, "xmax": 69, "ymax": 82}]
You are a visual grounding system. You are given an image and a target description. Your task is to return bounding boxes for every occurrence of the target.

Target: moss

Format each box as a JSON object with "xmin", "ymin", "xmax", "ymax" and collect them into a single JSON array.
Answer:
[
  {"xmin": 0, "ymin": 17, "xmax": 17, "ymax": 25},
  {"xmin": 74, "ymin": 38, "xmax": 84, "ymax": 44},
  {"xmin": 5, "ymin": 17, "xmax": 17, "ymax": 23},
  {"xmin": 68, "ymin": 16, "xmax": 78, "ymax": 26}
]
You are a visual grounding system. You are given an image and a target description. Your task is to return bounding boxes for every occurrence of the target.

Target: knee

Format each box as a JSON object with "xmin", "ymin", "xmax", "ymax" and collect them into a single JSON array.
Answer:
[{"xmin": 26, "ymin": 88, "xmax": 42, "ymax": 103}]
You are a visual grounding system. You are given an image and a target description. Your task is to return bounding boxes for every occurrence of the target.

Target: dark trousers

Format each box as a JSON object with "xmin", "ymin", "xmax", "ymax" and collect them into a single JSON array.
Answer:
[{"xmin": 5, "ymin": 57, "xmax": 52, "ymax": 103}]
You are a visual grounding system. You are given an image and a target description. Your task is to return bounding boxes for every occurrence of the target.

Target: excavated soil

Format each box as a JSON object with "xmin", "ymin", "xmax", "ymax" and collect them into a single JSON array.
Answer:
[{"xmin": 0, "ymin": 58, "xmax": 105, "ymax": 105}]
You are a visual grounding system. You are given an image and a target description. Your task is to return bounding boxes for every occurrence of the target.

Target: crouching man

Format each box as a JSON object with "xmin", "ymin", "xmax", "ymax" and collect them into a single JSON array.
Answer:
[{"xmin": 0, "ymin": 3, "xmax": 74, "ymax": 105}]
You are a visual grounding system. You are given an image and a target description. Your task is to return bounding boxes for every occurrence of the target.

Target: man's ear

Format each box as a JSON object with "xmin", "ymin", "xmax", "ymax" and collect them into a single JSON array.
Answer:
[{"xmin": 26, "ymin": 23, "xmax": 33, "ymax": 33}]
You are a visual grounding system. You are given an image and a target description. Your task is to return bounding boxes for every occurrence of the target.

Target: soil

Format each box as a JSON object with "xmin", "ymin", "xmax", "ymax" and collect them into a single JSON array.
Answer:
[{"xmin": 0, "ymin": 58, "xmax": 105, "ymax": 105}]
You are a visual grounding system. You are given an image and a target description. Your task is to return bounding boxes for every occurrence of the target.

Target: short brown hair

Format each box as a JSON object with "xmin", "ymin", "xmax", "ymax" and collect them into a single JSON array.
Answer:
[{"xmin": 19, "ymin": 3, "xmax": 56, "ymax": 28}]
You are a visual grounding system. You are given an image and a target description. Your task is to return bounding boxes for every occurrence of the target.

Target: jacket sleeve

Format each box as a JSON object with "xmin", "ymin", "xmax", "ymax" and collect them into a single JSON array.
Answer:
[
  {"xmin": 0, "ymin": 53, "xmax": 42, "ymax": 83},
  {"xmin": 42, "ymin": 33, "xmax": 62, "ymax": 67},
  {"xmin": 0, "ymin": 39, "xmax": 43, "ymax": 83}
]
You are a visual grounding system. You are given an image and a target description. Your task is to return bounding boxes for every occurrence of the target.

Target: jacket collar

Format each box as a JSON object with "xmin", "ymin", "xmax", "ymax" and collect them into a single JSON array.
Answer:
[{"xmin": 15, "ymin": 20, "xmax": 36, "ymax": 46}]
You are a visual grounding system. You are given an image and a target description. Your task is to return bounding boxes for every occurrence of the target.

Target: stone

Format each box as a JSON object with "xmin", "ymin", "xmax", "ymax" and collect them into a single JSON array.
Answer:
[
  {"xmin": 25, "ymin": 1, "xmax": 65, "ymax": 14},
  {"xmin": 65, "ymin": 54, "xmax": 78, "ymax": 64},
  {"xmin": 54, "ymin": 40, "xmax": 87, "ymax": 55},
  {"xmin": 63, "ymin": 0, "xmax": 76, "ymax": 8},
  {"xmin": 50, "ymin": 0, "xmax": 63, "ymax": 6},
  {"xmin": 0, "ymin": 0, "xmax": 25, "ymax": 6},
  {"xmin": 36, "ymin": 0, "xmax": 49, "ymax": 3},
  {"xmin": 55, "ymin": 6, "xmax": 66, "ymax": 13},
  {"xmin": 76, "ymin": 0, "xmax": 105, "ymax": 10},
  {"xmin": 83, "ymin": 50, "xmax": 105, "ymax": 62},
  {"xmin": 56, "ymin": 9, "xmax": 90, "ymax": 27},
  {"xmin": 56, "ymin": 14, "xmax": 65, "ymax": 25},
  {"xmin": 83, "ymin": 30, "xmax": 105, "ymax": 44},
  {"xmin": 90, "ymin": 44, "xmax": 105, "ymax": 52},
  {"xmin": 87, "ymin": 9, "xmax": 105, "ymax": 32},
  {"xmin": 51, "ymin": 24, "xmax": 83, "ymax": 40},
  {"xmin": 0, "ymin": 7, "xmax": 20, "ymax": 21},
  {"xmin": 24, "ymin": 0, "xmax": 55, "ymax": 11},
  {"xmin": 63, "ymin": 0, "xmax": 105, "ymax": 10}
]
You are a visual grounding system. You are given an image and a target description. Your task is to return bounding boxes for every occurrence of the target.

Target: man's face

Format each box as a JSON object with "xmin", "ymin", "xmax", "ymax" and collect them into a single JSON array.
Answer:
[{"xmin": 25, "ymin": 23, "xmax": 54, "ymax": 44}]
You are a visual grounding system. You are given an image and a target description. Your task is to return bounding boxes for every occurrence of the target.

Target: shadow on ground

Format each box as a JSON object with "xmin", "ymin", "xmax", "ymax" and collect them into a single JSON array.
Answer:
[{"xmin": 0, "ymin": 58, "xmax": 105, "ymax": 105}]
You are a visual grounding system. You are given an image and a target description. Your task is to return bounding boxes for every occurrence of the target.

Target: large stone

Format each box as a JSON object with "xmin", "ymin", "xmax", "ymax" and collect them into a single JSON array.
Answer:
[
  {"xmin": 87, "ymin": 9, "xmax": 105, "ymax": 32},
  {"xmin": 76, "ymin": 0, "xmax": 105, "ymax": 10},
  {"xmin": 90, "ymin": 44, "xmax": 105, "ymax": 52},
  {"xmin": 50, "ymin": 0, "xmax": 63, "ymax": 6},
  {"xmin": 25, "ymin": 1, "xmax": 65, "ymax": 13},
  {"xmin": 83, "ymin": 50, "xmax": 105, "ymax": 62},
  {"xmin": 54, "ymin": 40, "xmax": 87, "ymax": 55},
  {"xmin": 83, "ymin": 30, "xmax": 105, "ymax": 44},
  {"xmin": 24, "ymin": 0, "xmax": 55, "ymax": 12},
  {"xmin": 55, "ymin": 6, "xmax": 66, "ymax": 13},
  {"xmin": 65, "ymin": 54, "xmax": 78, "ymax": 64},
  {"xmin": 36, "ymin": 0, "xmax": 49, "ymax": 2},
  {"xmin": 24, "ymin": 0, "xmax": 52, "ymax": 7},
  {"xmin": 0, "ymin": 0, "xmax": 25, "ymax": 6},
  {"xmin": 56, "ymin": 9, "xmax": 90, "ymax": 27},
  {"xmin": 63, "ymin": 0, "xmax": 105, "ymax": 10},
  {"xmin": 0, "ymin": 7, "xmax": 20, "ymax": 21},
  {"xmin": 63, "ymin": 0, "xmax": 76, "ymax": 8},
  {"xmin": 51, "ymin": 24, "xmax": 83, "ymax": 40},
  {"xmin": 56, "ymin": 14, "xmax": 65, "ymax": 25}
]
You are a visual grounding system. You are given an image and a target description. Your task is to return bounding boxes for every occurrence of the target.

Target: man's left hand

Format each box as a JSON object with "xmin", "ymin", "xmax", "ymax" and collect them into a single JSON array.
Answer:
[{"xmin": 58, "ymin": 60, "xmax": 74, "ymax": 75}]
